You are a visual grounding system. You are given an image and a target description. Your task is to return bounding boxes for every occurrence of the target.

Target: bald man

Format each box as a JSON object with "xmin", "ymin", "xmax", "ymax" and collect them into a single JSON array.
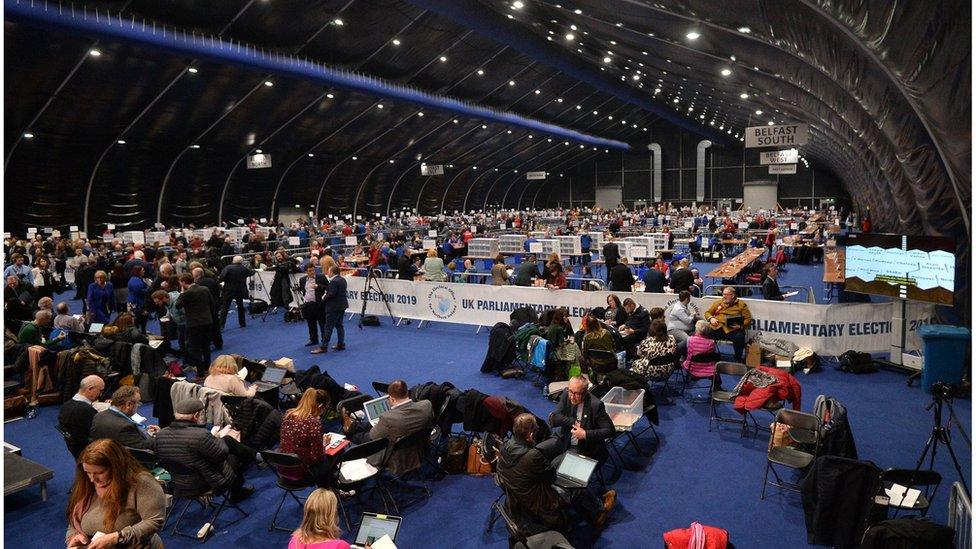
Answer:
[{"xmin": 57, "ymin": 375, "xmax": 106, "ymax": 458}]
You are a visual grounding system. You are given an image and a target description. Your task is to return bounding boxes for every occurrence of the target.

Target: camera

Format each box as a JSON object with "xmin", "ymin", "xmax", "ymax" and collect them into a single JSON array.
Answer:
[{"xmin": 931, "ymin": 382, "xmax": 965, "ymax": 400}]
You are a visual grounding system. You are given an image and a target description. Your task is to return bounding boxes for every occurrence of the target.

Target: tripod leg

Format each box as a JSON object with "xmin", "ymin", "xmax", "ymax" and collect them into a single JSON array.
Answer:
[{"xmin": 939, "ymin": 434, "xmax": 970, "ymax": 496}]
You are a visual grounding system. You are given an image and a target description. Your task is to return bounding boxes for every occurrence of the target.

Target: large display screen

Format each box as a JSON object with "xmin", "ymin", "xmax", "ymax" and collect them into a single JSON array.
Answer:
[{"xmin": 843, "ymin": 233, "xmax": 955, "ymax": 305}]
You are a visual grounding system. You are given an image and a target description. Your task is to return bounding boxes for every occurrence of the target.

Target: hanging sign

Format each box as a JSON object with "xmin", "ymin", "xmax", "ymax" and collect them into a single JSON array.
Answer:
[
  {"xmin": 526, "ymin": 171, "xmax": 547, "ymax": 180},
  {"xmin": 745, "ymin": 124, "xmax": 809, "ymax": 148},
  {"xmin": 760, "ymin": 149, "xmax": 799, "ymax": 165},
  {"xmin": 246, "ymin": 153, "xmax": 273, "ymax": 169},
  {"xmin": 769, "ymin": 164, "xmax": 797, "ymax": 174}
]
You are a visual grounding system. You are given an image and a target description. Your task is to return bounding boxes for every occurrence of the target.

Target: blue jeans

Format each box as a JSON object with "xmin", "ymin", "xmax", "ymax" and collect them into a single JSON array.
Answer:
[{"xmin": 322, "ymin": 311, "xmax": 345, "ymax": 348}]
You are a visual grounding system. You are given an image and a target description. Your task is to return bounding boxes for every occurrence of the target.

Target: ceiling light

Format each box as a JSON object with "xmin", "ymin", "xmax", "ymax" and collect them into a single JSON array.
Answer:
[
  {"xmin": 574, "ymin": 9, "xmax": 582, "ymax": 14},
  {"xmin": 506, "ymin": 130, "xmax": 512, "ymax": 134},
  {"xmin": 472, "ymin": 166, "xmax": 478, "ymax": 170},
  {"xmin": 592, "ymin": 110, "xmax": 598, "ymax": 115},
  {"xmin": 528, "ymin": 135, "xmax": 533, "ymax": 138},
  {"xmin": 603, "ymin": 57, "xmax": 612, "ymax": 63},
  {"xmin": 453, "ymin": 119, "xmax": 459, "ymax": 123},
  {"xmin": 506, "ymin": 14, "xmax": 514, "ymax": 19},
  {"xmin": 187, "ymin": 67, "xmax": 198, "ymax": 74},
  {"xmin": 673, "ymin": 98, "xmax": 679, "ymax": 103},
  {"xmin": 720, "ymin": 68, "xmax": 732, "ymax": 76},
  {"xmin": 190, "ymin": 144, "xmax": 200, "ymax": 149},
  {"xmin": 264, "ymin": 80, "xmax": 274, "ymax": 87},
  {"xmin": 481, "ymin": 124, "xmax": 487, "ymax": 129},
  {"xmin": 89, "ymin": 49, "xmax": 101, "ymax": 57},
  {"xmin": 654, "ymin": 88, "xmax": 661, "ymax": 94},
  {"xmin": 579, "ymin": 145, "xmax": 585, "ymax": 148},
  {"xmin": 768, "ymin": 121, "xmax": 775, "ymax": 125},
  {"xmin": 755, "ymin": 110, "xmax": 763, "ymax": 115},
  {"xmin": 570, "ymin": 24, "xmax": 577, "ymax": 30},
  {"xmin": 575, "ymin": 105, "xmax": 582, "ymax": 109},
  {"xmin": 117, "ymin": 140, "xmax": 126, "ymax": 144},
  {"xmin": 392, "ymin": 39, "xmax": 401, "ymax": 46},
  {"xmin": 509, "ymin": 80, "xmax": 516, "ymax": 86},
  {"xmin": 512, "ymin": 0, "xmax": 524, "ymax": 8},
  {"xmin": 556, "ymin": 98, "xmax": 563, "ymax": 102},
  {"xmin": 700, "ymin": 114, "xmax": 705, "ymax": 119},
  {"xmin": 477, "ymin": 69, "xmax": 485, "ymax": 76},
  {"xmin": 308, "ymin": 153, "xmax": 315, "ymax": 157},
  {"xmin": 738, "ymin": 26, "xmax": 751, "ymax": 34},
  {"xmin": 326, "ymin": 93, "xmax": 334, "ymax": 99},
  {"xmin": 22, "ymin": 132, "xmax": 34, "ymax": 139},
  {"xmin": 632, "ymin": 74, "xmax": 640, "ymax": 80},
  {"xmin": 608, "ymin": 115, "xmax": 613, "ymax": 120},
  {"xmin": 686, "ymin": 31, "xmax": 700, "ymax": 40},
  {"xmin": 739, "ymin": 92, "xmax": 749, "ymax": 99},
  {"xmin": 377, "ymin": 104, "xmax": 384, "ymax": 109},
  {"xmin": 565, "ymin": 33, "xmax": 575, "ymax": 41},
  {"xmin": 333, "ymin": 18, "xmax": 344, "ymax": 26},
  {"xmin": 534, "ymin": 89, "xmax": 541, "ymax": 94},
  {"xmin": 564, "ymin": 142, "xmax": 570, "ymax": 145},
  {"xmin": 439, "ymin": 56, "xmax": 447, "ymax": 62},
  {"xmin": 709, "ymin": 121, "xmax": 714, "ymax": 126},
  {"xmin": 352, "ymin": 156, "xmax": 357, "ymax": 160},
  {"xmin": 417, "ymin": 112, "xmax": 424, "ymax": 117}
]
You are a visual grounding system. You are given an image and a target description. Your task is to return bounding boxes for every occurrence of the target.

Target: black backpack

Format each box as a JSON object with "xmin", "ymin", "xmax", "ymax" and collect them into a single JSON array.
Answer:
[
  {"xmin": 361, "ymin": 315, "xmax": 380, "ymax": 326},
  {"xmin": 837, "ymin": 350, "xmax": 877, "ymax": 374}
]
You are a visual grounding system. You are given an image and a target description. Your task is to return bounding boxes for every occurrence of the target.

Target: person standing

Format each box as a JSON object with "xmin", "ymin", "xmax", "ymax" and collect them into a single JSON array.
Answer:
[
  {"xmin": 299, "ymin": 264, "xmax": 328, "ymax": 348},
  {"xmin": 175, "ymin": 273, "xmax": 215, "ymax": 376},
  {"xmin": 127, "ymin": 265, "xmax": 150, "ymax": 334},
  {"xmin": 314, "ymin": 265, "xmax": 348, "ymax": 354},
  {"xmin": 218, "ymin": 256, "xmax": 255, "ymax": 329},
  {"xmin": 87, "ymin": 270, "xmax": 115, "ymax": 324},
  {"xmin": 761, "ymin": 264, "xmax": 785, "ymax": 301}
]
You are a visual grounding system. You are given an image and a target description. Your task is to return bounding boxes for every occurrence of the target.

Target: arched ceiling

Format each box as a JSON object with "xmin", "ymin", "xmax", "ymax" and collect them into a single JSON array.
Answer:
[{"xmin": 4, "ymin": 0, "xmax": 969, "ymax": 262}]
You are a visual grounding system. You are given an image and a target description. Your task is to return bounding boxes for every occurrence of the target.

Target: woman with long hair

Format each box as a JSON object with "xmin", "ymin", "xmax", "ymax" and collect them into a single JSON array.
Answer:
[
  {"xmin": 603, "ymin": 293, "xmax": 627, "ymax": 326},
  {"xmin": 65, "ymin": 438, "xmax": 166, "ymax": 549},
  {"xmin": 109, "ymin": 312, "xmax": 149, "ymax": 345},
  {"xmin": 289, "ymin": 488, "xmax": 350, "ymax": 549},
  {"xmin": 203, "ymin": 355, "xmax": 257, "ymax": 397},
  {"xmin": 582, "ymin": 313, "xmax": 618, "ymax": 374},
  {"xmin": 280, "ymin": 388, "xmax": 336, "ymax": 488}
]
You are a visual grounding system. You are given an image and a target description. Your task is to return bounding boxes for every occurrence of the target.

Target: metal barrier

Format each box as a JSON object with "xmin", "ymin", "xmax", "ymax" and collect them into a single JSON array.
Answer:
[
  {"xmin": 567, "ymin": 277, "xmax": 606, "ymax": 291},
  {"xmin": 949, "ymin": 482, "xmax": 971, "ymax": 549},
  {"xmin": 703, "ymin": 284, "xmax": 815, "ymax": 304}
]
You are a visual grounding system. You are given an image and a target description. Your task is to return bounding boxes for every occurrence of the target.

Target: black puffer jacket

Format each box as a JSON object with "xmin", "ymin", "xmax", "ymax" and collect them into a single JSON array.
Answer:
[
  {"xmin": 495, "ymin": 438, "xmax": 564, "ymax": 533},
  {"xmin": 154, "ymin": 420, "xmax": 235, "ymax": 495},
  {"xmin": 232, "ymin": 397, "xmax": 282, "ymax": 451}
]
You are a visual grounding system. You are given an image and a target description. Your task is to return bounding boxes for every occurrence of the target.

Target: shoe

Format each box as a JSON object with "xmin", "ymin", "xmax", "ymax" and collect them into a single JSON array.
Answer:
[
  {"xmin": 304, "ymin": 341, "xmax": 318, "ymax": 347},
  {"xmin": 229, "ymin": 485, "xmax": 255, "ymax": 502},
  {"xmin": 311, "ymin": 347, "xmax": 327, "ymax": 354},
  {"xmin": 594, "ymin": 490, "xmax": 617, "ymax": 528},
  {"xmin": 332, "ymin": 344, "xmax": 346, "ymax": 351}
]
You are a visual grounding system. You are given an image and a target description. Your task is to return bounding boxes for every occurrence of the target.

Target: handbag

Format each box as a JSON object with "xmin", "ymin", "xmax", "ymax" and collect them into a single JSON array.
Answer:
[
  {"xmin": 443, "ymin": 436, "xmax": 469, "ymax": 475},
  {"xmin": 770, "ymin": 422, "xmax": 792, "ymax": 448},
  {"xmin": 466, "ymin": 441, "xmax": 494, "ymax": 476}
]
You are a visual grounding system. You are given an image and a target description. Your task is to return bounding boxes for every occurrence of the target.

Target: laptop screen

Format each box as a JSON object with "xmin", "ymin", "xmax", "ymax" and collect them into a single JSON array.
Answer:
[
  {"xmin": 556, "ymin": 452, "xmax": 597, "ymax": 484},
  {"xmin": 363, "ymin": 396, "xmax": 390, "ymax": 423},
  {"xmin": 355, "ymin": 513, "xmax": 401, "ymax": 545},
  {"xmin": 88, "ymin": 323, "xmax": 104, "ymax": 334},
  {"xmin": 261, "ymin": 367, "xmax": 287, "ymax": 384}
]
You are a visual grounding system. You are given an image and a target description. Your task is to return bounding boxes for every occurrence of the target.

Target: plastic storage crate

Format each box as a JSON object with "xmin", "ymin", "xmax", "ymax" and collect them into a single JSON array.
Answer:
[
  {"xmin": 601, "ymin": 386, "xmax": 644, "ymax": 431},
  {"xmin": 537, "ymin": 239, "xmax": 559, "ymax": 256},
  {"xmin": 556, "ymin": 235, "xmax": 582, "ymax": 256},
  {"xmin": 498, "ymin": 234, "xmax": 525, "ymax": 254},
  {"xmin": 467, "ymin": 238, "xmax": 499, "ymax": 258}
]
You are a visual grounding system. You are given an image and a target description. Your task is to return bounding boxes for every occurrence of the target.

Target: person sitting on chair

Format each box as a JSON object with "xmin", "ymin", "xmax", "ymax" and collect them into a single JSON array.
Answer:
[
  {"xmin": 703, "ymin": 286, "xmax": 752, "ymax": 362},
  {"xmin": 617, "ymin": 298, "xmax": 650, "ymax": 347},
  {"xmin": 497, "ymin": 413, "xmax": 616, "ymax": 533},
  {"xmin": 289, "ymin": 488, "xmax": 350, "ymax": 549},
  {"xmin": 684, "ymin": 320, "xmax": 721, "ymax": 387},
  {"xmin": 203, "ymin": 355, "xmax": 257, "ymax": 397},
  {"xmin": 581, "ymin": 315, "xmax": 617, "ymax": 375},
  {"xmin": 549, "ymin": 375, "xmax": 615, "ymax": 464},
  {"xmin": 89, "ymin": 386, "xmax": 158, "ymax": 451},
  {"xmin": 58, "ymin": 375, "xmax": 106, "ymax": 459},
  {"xmin": 631, "ymin": 320, "xmax": 678, "ymax": 381},
  {"xmin": 342, "ymin": 379, "xmax": 433, "ymax": 475},
  {"xmin": 280, "ymin": 389, "xmax": 337, "ymax": 489}
]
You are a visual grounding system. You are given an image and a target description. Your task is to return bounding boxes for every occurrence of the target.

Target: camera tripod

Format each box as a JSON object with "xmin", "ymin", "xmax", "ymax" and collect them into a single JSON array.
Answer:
[
  {"xmin": 909, "ymin": 394, "xmax": 969, "ymax": 499},
  {"xmin": 359, "ymin": 268, "xmax": 396, "ymax": 328}
]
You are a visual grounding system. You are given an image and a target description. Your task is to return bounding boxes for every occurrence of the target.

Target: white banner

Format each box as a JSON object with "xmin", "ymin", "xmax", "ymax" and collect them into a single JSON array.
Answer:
[
  {"xmin": 342, "ymin": 277, "xmax": 939, "ymax": 356},
  {"xmin": 745, "ymin": 123, "xmax": 809, "ymax": 148}
]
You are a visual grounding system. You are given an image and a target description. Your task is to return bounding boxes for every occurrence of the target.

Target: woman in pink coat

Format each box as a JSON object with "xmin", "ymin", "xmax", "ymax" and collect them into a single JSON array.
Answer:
[{"xmin": 683, "ymin": 320, "xmax": 719, "ymax": 379}]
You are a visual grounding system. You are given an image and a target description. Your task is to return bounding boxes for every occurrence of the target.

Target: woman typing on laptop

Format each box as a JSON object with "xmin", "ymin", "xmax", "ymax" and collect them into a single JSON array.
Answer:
[{"xmin": 202, "ymin": 355, "xmax": 257, "ymax": 397}]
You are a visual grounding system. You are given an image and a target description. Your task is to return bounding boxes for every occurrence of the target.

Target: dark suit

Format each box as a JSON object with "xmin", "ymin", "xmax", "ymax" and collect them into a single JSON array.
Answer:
[
  {"xmin": 195, "ymin": 276, "xmax": 223, "ymax": 350},
  {"xmin": 90, "ymin": 408, "xmax": 155, "ymax": 450},
  {"xmin": 602, "ymin": 242, "xmax": 620, "ymax": 283},
  {"xmin": 396, "ymin": 254, "xmax": 418, "ymax": 280},
  {"xmin": 669, "ymin": 267, "xmax": 694, "ymax": 293},
  {"xmin": 621, "ymin": 305, "xmax": 651, "ymax": 346},
  {"xmin": 176, "ymin": 284, "xmax": 215, "ymax": 371},
  {"xmin": 609, "ymin": 263, "xmax": 635, "ymax": 292},
  {"xmin": 298, "ymin": 274, "xmax": 329, "ymax": 344},
  {"xmin": 349, "ymin": 400, "xmax": 433, "ymax": 475},
  {"xmin": 321, "ymin": 275, "xmax": 348, "ymax": 348},
  {"xmin": 218, "ymin": 262, "xmax": 255, "ymax": 328},
  {"xmin": 762, "ymin": 276, "xmax": 785, "ymax": 300},
  {"xmin": 549, "ymin": 391, "xmax": 615, "ymax": 462},
  {"xmin": 642, "ymin": 268, "xmax": 666, "ymax": 293},
  {"xmin": 58, "ymin": 398, "xmax": 98, "ymax": 458},
  {"xmin": 514, "ymin": 261, "xmax": 538, "ymax": 286}
]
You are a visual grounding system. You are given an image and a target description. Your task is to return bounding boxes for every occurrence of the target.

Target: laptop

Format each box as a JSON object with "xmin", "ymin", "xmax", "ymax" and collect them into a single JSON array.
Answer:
[
  {"xmin": 726, "ymin": 315, "xmax": 745, "ymax": 328},
  {"xmin": 351, "ymin": 512, "xmax": 402, "ymax": 548},
  {"xmin": 554, "ymin": 451, "xmax": 598, "ymax": 489},
  {"xmin": 362, "ymin": 395, "xmax": 391, "ymax": 427},
  {"xmin": 252, "ymin": 366, "xmax": 287, "ymax": 391},
  {"xmin": 88, "ymin": 323, "xmax": 104, "ymax": 334}
]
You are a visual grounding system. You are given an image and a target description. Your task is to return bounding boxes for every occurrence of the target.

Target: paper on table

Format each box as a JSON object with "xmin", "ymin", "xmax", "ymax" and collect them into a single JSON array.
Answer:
[
  {"xmin": 885, "ymin": 483, "xmax": 921, "ymax": 508},
  {"xmin": 371, "ymin": 534, "xmax": 398, "ymax": 549},
  {"xmin": 782, "ymin": 291, "xmax": 799, "ymax": 298}
]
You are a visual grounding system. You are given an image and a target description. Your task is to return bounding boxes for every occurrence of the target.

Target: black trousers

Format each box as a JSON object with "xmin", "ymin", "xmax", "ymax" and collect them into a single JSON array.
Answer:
[
  {"xmin": 302, "ymin": 302, "xmax": 325, "ymax": 343},
  {"xmin": 220, "ymin": 293, "xmax": 246, "ymax": 328},
  {"xmin": 222, "ymin": 435, "xmax": 256, "ymax": 496},
  {"xmin": 185, "ymin": 324, "xmax": 212, "ymax": 374},
  {"xmin": 708, "ymin": 327, "xmax": 746, "ymax": 362}
]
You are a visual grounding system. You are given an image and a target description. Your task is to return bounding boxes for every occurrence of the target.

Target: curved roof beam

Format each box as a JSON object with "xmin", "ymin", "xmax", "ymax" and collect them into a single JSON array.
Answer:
[{"xmin": 5, "ymin": 0, "xmax": 629, "ymax": 151}]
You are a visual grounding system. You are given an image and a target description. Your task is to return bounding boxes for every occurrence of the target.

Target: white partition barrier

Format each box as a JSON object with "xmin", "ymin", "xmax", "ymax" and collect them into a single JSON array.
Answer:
[{"xmin": 335, "ymin": 276, "xmax": 938, "ymax": 356}]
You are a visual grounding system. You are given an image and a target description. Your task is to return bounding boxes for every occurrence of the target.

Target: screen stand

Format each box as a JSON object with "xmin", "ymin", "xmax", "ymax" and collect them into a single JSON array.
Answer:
[{"xmin": 876, "ymin": 299, "xmax": 918, "ymax": 381}]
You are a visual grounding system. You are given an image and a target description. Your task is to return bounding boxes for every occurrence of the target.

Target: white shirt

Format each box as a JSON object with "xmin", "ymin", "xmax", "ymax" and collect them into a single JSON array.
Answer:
[{"xmin": 72, "ymin": 393, "xmax": 94, "ymax": 405}]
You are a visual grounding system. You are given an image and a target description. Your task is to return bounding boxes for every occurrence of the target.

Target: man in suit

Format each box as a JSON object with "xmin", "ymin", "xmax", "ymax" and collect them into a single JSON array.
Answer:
[
  {"xmin": 669, "ymin": 259, "xmax": 695, "ymax": 294},
  {"xmin": 618, "ymin": 298, "xmax": 651, "ymax": 347},
  {"xmin": 642, "ymin": 262, "xmax": 666, "ymax": 293},
  {"xmin": 192, "ymin": 265, "xmax": 223, "ymax": 350},
  {"xmin": 601, "ymin": 240, "xmax": 619, "ymax": 284},
  {"xmin": 498, "ymin": 413, "xmax": 616, "ymax": 531},
  {"xmin": 514, "ymin": 254, "xmax": 538, "ymax": 286},
  {"xmin": 89, "ymin": 386, "xmax": 157, "ymax": 450},
  {"xmin": 298, "ymin": 263, "xmax": 328, "ymax": 348},
  {"xmin": 315, "ymin": 265, "xmax": 348, "ymax": 354},
  {"xmin": 343, "ymin": 380, "xmax": 433, "ymax": 475},
  {"xmin": 609, "ymin": 257, "xmax": 634, "ymax": 292},
  {"xmin": 58, "ymin": 375, "xmax": 105, "ymax": 458},
  {"xmin": 176, "ymin": 273, "xmax": 215, "ymax": 375},
  {"xmin": 217, "ymin": 255, "xmax": 255, "ymax": 329},
  {"xmin": 549, "ymin": 375, "xmax": 615, "ymax": 463}
]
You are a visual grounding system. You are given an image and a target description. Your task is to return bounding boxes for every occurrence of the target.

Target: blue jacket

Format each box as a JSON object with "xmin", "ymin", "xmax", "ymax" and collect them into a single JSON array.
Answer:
[
  {"xmin": 322, "ymin": 275, "xmax": 349, "ymax": 313},
  {"xmin": 127, "ymin": 276, "xmax": 149, "ymax": 306}
]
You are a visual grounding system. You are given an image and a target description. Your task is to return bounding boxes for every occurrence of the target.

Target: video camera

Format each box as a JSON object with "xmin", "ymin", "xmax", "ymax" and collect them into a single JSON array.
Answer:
[{"xmin": 931, "ymin": 381, "xmax": 966, "ymax": 400}]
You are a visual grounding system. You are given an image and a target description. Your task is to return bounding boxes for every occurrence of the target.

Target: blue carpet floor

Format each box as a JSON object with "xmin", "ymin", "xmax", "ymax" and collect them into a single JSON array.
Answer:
[{"xmin": 4, "ymin": 274, "xmax": 969, "ymax": 548}]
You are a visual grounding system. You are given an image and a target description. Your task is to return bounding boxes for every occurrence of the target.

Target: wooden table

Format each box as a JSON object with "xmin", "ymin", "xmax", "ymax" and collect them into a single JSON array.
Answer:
[
  {"xmin": 823, "ymin": 249, "xmax": 845, "ymax": 301},
  {"xmin": 706, "ymin": 247, "xmax": 766, "ymax": 279}
]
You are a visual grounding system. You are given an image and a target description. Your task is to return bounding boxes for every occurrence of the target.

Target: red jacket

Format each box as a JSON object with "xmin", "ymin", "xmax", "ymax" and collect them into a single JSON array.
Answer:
[
  {"xmin": 664, "ymin": 523, "xmax": 729, "ymax": 549},
  {"xmin": 732, "ymin": 366, "xmax": 801, "ymax": 414}
]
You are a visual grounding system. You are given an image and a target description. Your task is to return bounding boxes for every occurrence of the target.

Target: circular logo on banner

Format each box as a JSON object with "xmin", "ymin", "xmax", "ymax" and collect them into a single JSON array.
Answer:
[{"xmin": 427, "ymin": 285, "xmax": 458, "ymax": 319}]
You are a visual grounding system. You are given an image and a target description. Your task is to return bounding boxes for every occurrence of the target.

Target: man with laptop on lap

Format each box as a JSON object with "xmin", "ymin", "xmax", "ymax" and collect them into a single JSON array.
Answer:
[
  {"xmin": 342, "ymin": 380, "xmax": 433, "ymax": 475},
  {"xmin": 497, "ymin": 413, "xmax": 616, "ymax": 534}
]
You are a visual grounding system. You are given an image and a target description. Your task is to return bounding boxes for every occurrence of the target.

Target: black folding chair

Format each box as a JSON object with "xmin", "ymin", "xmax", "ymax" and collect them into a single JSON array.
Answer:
[
  {"xmin": 371, "ymin": 381, "xmax": 390, "ymax": 396},
  {"xmin": 335, "ymin": 437, "xmax": 391, "ymax": 530},
  {"xmin": 127, "ymin": 447, "xmax": 159, "ymax": 471},
  {"xmin": 642, "ymin": 353, "xmax": 680, "ymax": 404},
  {"xmin": 260, "ymin": 450, "xmax": 318, "ymax": 532},
  {"xmin": 683, "ymin": 350, "xmax": 723, "ymax": 402},
  {"xmin": 876, "ymin": 468, "xmax": 942, "ymax": 518},
  {"xmin": 161, "ymin": 460, "xmax": 249, "ymax": 543},
  {"xmin": 219, "ymin": 395, "xmax": 246, "ymax": 419},
  {"xmin": 761, "ymin": 409, "xmax": 821, "ymax": 499},
  {"xmin": 708, "ymin": 361, "xmax": 749, "ymax": 436},
  {"xmin": 335, "ymin": 393, "xmax": 372, "ymax": 419},
  {"xmin": 382, "ymin": 430, "xmax": 433, "ymax": 513}
]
